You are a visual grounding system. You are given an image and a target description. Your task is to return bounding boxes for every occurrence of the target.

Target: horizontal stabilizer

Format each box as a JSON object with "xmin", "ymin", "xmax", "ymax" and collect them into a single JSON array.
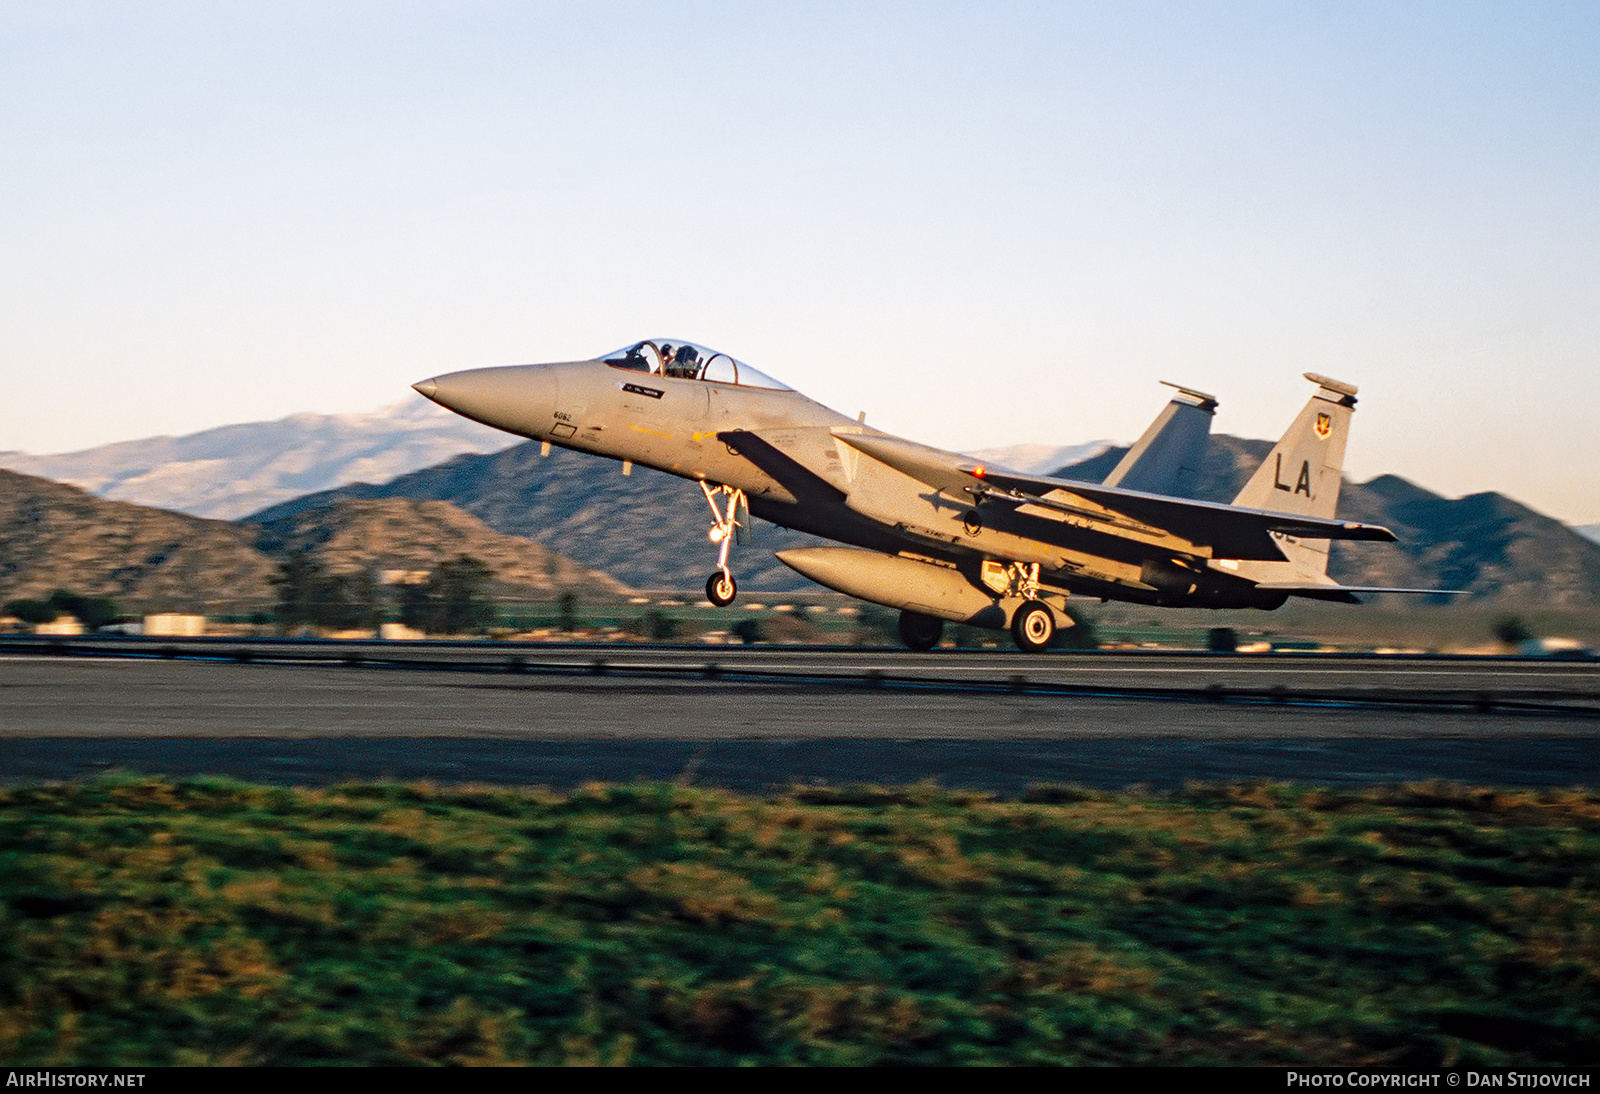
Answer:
[
  {"xmin": 1255, "ymin": 582, "xmax": 1469, "ymax": 604},
  {"xmin": 975, "ymin": 468, "xmax": 1396, "ymax": 560}
]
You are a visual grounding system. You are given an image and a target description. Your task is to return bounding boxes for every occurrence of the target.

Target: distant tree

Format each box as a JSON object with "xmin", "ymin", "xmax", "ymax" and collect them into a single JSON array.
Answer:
[
  {"xmin": 320, "ymin": 570, "xmax": 383, "ymax": 631},
  {"xmin": 398, "ymin": 581, "xmax": 432, "ymax": 632},
  {"xmin": 1051, "ymin": 606, "xmax": 1100, "ymax": 650},
  {"xmin": 47, "ymin": 590, "xmax": 118, "ymax": 631},
  {"xmin": 1207, "ymin": 626, "xmax": 1238, "ymax": 653},
  {"xmin": 636, "ymin": 607, "xmax": 681, "ymax": 639},
  {"xmin": 272, "ymin": 552, "xmax": 325, "ymax": 630},
  {"xmin": 436, "ymin": 557, "xmax": 495, "ymax": 634},
  {"xmin": 732, "ymin": 618, "xmax": 764, "ymax": 645},
  {"xmin": 558, "ymin": 591, "xmax": 579, "ymax": 634},
  {"xmin": 950, "ymin": 624, "xmax": 984, "ymax": 649},
  {"xmin": 1493, "ymin": 616, "xmax": 1533, "ymax": 647},
  {"xmin": 272, "ymin": 554, "xmax": 383, "ymax": 632},
  {"xmin": 854, "ymin": 606, "xmax": 899, "ymax": 646},
  {"xmin": 5, "ymin": 599, "xmax": 58, "ymax": 625},
  {"xmin": 401, "ymin": 557, "xmax": 496, "ymax": 635}
]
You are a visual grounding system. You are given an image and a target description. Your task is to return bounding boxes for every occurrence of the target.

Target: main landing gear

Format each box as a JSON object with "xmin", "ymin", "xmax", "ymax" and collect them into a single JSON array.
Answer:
[
  {"xmin": 898, "ymin": 610, "xmax": 944, "ymax": 652},
  {"xmin": 1011, "ymin": 601, "xmax": 1056, "ymax": 652},
  {"xmin": 898, "ymin": 604, "xmax": 1057, "ymax": 652},
  {"xmin": 984, "ymin": 558, "xmax": 1058, "ymax": 652},
  {"xmin": 701, "ymin": 482, "xmax": 747, "ymax": 607}
]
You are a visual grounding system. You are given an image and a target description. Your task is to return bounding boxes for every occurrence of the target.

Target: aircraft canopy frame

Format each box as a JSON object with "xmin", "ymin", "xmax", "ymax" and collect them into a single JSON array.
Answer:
[{"xmin": 601, "ymin": 340, "xmax": 792, "ymax": 391}]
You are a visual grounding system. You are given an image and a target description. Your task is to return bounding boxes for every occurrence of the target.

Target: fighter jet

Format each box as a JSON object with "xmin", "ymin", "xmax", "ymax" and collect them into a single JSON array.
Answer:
[{"xmin": 413, "ymin": 339, "xmax": 1429, "ymax": 651}]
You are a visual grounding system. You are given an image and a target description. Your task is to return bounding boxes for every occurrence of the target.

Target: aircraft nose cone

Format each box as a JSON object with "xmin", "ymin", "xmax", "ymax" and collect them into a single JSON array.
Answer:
[
  {"xmin": 408, "ymin": 364, "xmax": 560, "ymax": 438},
  {"xmin": 413, "ymin": 369, "xmax": 502, "ymax": 416}
]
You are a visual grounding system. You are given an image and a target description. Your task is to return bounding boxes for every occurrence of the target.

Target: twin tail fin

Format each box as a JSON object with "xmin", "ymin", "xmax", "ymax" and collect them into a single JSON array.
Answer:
[{"xmin": 1228, "ymin": 373, "xmax": 1358, "ymax": 581}]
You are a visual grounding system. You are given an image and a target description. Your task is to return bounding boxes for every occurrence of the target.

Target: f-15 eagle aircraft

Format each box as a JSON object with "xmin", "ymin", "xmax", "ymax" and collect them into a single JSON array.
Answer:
[{"xmin": 413, "ymin": 339, "xmax": 1427, "ymax": 652}]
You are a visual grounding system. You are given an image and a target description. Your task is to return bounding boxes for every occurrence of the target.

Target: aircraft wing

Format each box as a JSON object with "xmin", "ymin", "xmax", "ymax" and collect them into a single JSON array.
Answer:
[
  {"xmin": 833, "ymin": 432, "xmax": 981, "ymax": 498},
  {"xmin": 833, "ymin": 430, "xmax": 1396, "ymax": 561}
]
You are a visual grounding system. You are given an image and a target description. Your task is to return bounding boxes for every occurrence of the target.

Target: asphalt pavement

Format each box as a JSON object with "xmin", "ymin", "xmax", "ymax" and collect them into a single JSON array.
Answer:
[{"xmin": 2, "ymin": 647, "xmax": 1596, "ymax": 790}]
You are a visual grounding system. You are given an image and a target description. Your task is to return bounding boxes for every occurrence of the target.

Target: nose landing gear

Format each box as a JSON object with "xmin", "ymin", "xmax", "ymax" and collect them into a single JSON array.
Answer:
[
  {"xmin": 706, "ymin": 570, "xmax": 737, "ymax": 607},
  {"xmin": 701, "ymin": 482, "xmax": 747, "ymax": 607}
]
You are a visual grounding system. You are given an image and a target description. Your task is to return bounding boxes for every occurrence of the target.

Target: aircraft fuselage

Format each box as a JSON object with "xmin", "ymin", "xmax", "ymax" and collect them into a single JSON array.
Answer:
[
  {"xmin": 416, "ymin": 339, "xmax": 1414, "ymax": 650},
  {"xmin": 414, "ymin": 352, "xmax": 1289, "ymax": 616}
]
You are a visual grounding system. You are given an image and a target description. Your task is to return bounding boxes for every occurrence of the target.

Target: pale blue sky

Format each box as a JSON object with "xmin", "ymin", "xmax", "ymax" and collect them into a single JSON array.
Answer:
[{"xmin": 3, "ymin": 2, "xmax": 1598, "ymax": 520}]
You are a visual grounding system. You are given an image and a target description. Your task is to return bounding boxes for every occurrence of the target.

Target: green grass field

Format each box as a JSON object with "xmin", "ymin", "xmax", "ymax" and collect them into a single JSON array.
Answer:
[{"xmin": 1, "ymin": 776, "xmax": 1596, "ymax": 1066}]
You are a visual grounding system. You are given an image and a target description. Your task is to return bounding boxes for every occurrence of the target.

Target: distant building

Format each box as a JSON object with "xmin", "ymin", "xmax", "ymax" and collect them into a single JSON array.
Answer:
[
  {"xmin": 143, "ymin": 614, "xmax": 207, "ymax": 637},
  {"xmin": 1519, "ymin": 636, "xmax": 1595, "ymax": 659},
  {"xmin": 35, "ymin": 617, "xmax": 85, "ymax": 636},
  {"xmin": 379, "ymin": 623, "xmax": 426, "ymax": 640}
]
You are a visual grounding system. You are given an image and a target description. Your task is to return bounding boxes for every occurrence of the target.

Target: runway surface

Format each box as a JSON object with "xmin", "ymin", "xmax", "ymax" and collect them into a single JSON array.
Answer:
[{"xmin": 3, "ymin": 644, "xmax": 1597, "ymax": 791}]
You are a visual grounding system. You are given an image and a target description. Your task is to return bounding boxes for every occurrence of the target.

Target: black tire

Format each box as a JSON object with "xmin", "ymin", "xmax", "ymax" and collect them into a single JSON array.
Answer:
[
  {"xmin": 898, "ymin": 609, "xmax": 944, "ymax": 651},
  {"xmin": 705, "ymin": 571, "xmax": 737, "ymax": 607},
  {"xmin": 1011, "ymin": 601, "xmax": 1055, "ymax": 652}
]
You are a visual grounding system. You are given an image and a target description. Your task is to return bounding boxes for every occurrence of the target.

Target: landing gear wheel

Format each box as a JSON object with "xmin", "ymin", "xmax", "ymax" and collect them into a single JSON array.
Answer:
[
  {"xmin": 1011, "ymin": 601, "xmax": 1055, "ymax": 653},
  {"xmin": 898, "ymin": 610, "xmax": 944, "ymax": 651},
  {"xmin": 705, "ymin": 571, "xmax": 737, "ymax": 607}
]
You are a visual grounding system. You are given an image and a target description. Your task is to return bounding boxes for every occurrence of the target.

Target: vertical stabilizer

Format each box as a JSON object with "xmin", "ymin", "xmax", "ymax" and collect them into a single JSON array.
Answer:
[
  {"xmin": 1232, "ymin": 374, "xmax": 1356, "ymax": 518},
  {"xmin": 1228, "ymin": 373, "xmax": 1358, "ymax": 578},
  {"xmin": 1102, "ymin": 382, "xmax": 1216, "ymax": 497}
]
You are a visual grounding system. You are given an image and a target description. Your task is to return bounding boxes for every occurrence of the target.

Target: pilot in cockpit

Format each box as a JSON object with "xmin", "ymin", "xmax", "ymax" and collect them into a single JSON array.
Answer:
[{"xmin": 666, "ymin": 344, "xmax": 701, "ymax": 379}]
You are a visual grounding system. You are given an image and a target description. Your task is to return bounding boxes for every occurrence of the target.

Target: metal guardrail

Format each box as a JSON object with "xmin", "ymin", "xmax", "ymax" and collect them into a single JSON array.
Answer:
[
  {"xmin": 6, "ymin": 632, "xmax": 1600, "ymax": 660},
  {"xmin": 4, "ymin": 635, "xmax": 1598, "ymax": 718}
]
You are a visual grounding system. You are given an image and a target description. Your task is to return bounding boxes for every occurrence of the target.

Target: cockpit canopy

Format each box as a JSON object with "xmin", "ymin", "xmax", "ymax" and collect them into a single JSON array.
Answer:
[{"xmin": 600, "ymin": 340, "xmax": 792, "ymax": 391}]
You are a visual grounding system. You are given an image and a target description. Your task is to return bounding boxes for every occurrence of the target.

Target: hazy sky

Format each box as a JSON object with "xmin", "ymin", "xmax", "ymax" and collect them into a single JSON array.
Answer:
[{"xmin": 4, "ymin": 2, "xmax": 1598, "ymax": 520}]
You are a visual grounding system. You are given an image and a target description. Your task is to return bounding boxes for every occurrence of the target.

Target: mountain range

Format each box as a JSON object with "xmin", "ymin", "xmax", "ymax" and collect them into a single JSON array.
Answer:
[
  {"xmin": 0, "ymin": 469, "xmax": 627, "ymax": 617},
  {"xmin": 1, "ymin": 470, "xmax": 277, "ymax": 616},
  {"xmin": 0, "ymin": 401, "xmax": 518, "ymax": 521}
]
